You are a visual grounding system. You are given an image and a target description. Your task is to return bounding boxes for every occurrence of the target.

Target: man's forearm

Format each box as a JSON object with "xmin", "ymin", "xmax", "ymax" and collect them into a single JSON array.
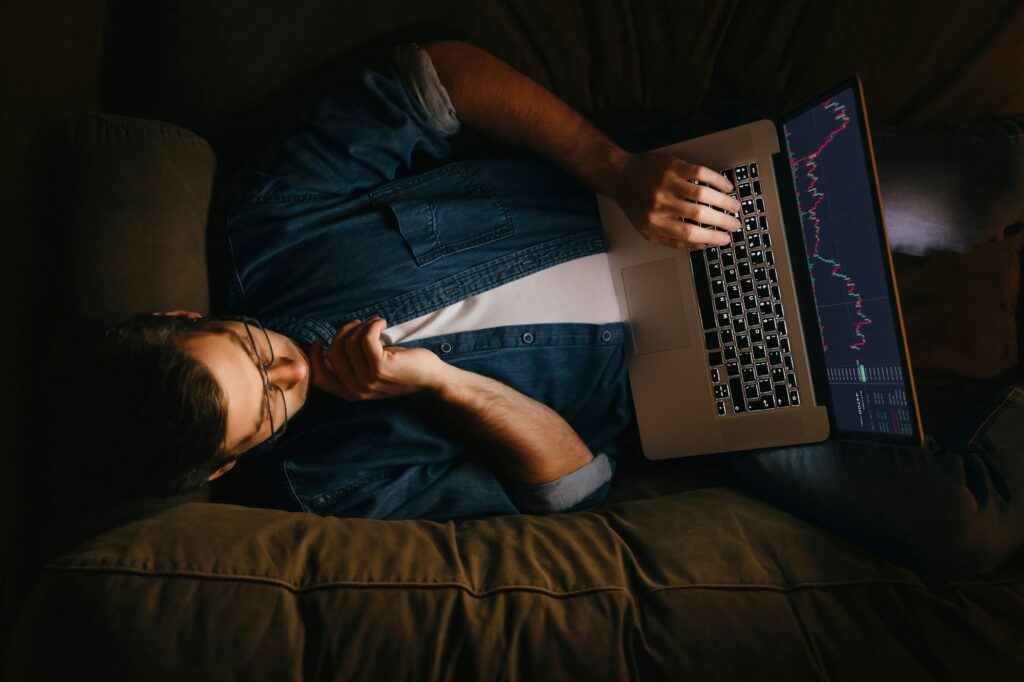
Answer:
[
  {"xmin": 422, "ymin": 41, "xmax": 628, "ymax": 197},
  {"xmin": 428, "ymin": 365, "xmax": 595, "ymax": 486}
]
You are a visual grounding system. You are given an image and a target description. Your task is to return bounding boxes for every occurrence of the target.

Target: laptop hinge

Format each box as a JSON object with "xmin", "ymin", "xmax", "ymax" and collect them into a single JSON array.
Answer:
[{"xmin": 771, "ymin": 150, "xmax": 830, "ymax": 409}]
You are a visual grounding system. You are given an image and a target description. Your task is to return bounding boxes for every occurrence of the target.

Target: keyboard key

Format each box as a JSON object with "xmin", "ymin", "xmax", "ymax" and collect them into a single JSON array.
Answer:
[
  {"xmin": 717, "ymin": 312, "xmax": 730, "ymax": 327},
  {"xmin": 753, "ymin": 180, "xmax": 762, "ymax": 194},
  {"xmin": 756, "ymin": 362, "xmax": 769, "ymax": 377},
  {"xmin": 771, "ymin": 285, "xmax": 781, "ymax": 301},
  {"xmin": 745, "ymin": 384, "xmax": 759, "ymax": 399},
  {"xmin": 739, "ymin": 261, "xmax": 752, "ymax": 277},
  {"xmin": 747, "ymin": 233, "xmax": 761, "ymax": 248},
  {"xmin": 714, "ymin": 295, "xmax": 727, "ymax": 311},
  {"xmin": 754, "ymin": 267, "xmax": 768, "ymax": 282},
  {"xmin": 720, "ymin": 329, "xmax": 734, "ymax": 344},
  {"xmin": 708, "ymin": 351, "xmax": 723, "ymax": 366},
  {"xmin": 768, "ymin": 267, "xmax": 778, "ymax": 283},
  {"xmin": 689, "ymin": 250, "xmax": 716, "ymax": 330},
  {"xmin": 789, "ymin": 389, "xmax": 800, "ymax": 406},
  {"xmin": 751, "ymin": 250, "xmax": 765, "ymax": 265},
  {"xmin": 759, "ymin": 216, "xmax": 769, "ymax": 230},
  {"xmin": 733, "ymin": 317, "xmax": 747, "ymax": 333},
  {"xmin": 714, "ymin": 384, "xmax": 729, "ymax": 399},
  {"xmin": 735, "ymin": 244, "xmax": 748, "ymax": 260},
  {"xmin": 771, "ymin": 367, "xmax": 785, "ymax": 383},
  {"xmin": 784, "ymin": 355, "xmax": 794, "ymax": 370},
  {"xmin": 753, "ymin": 344, "xmax": 766, "ymax": 360},
  {"xmin": 724, "ymin": 344, "xmax": 737, "ymax": 360},
  {"xmin": 741, "ymin": 277, "xmax": 754, "ymax": 294},
  {"xmin": 746, "ymin": 311, "xmax": 759, "ymax": 326},
  {"xmin": 740, "ymin": 352, "xmax": 753, "ymax": 366},
  {"xmin": 775, "ymin": 302, "xmax": 785, "ymax": 318},
  {"xmin": 762, "ymin": 234, "xmax": 772, "ymax": 248},
  {"xmin": 741, "ymin": 199, "xmax": 755, "ymax": 215},
  {"xmin": 763, "ymin": 317, "xmax": 777, "ymax": 333},
  {"xmin": 737, "ymin": 334, "xmax": 750, "ymax": 349},
  {"xmin": 730, "ymin": 379, "xmax": 745, "ymax": 412},
  {"xmin": 782, "ymin": 338, "xmax": 791, "ymax": 353},
  {"xmin": 726, "ymin": 361, "xmax": 739, "ymax": 377},
  {"xmin": 750, "ymin": 328, "xmax": 764, "ymax": 343},
  {"xmin": 707, "ymin": 246, "xmax": 720, "ymax": 261},
  {"xmin": 742, "ymin": 367, "xmax": 755, "ymax": 382},
  {"xmin": 717, "ymin": 401, "xmax": 727, "ymax": 416},
  {"xmin": 759, "ymin": 301, "xmax": 774, "ymax": 316},
  {"xmin": 738, "ymin": 183, "xmax": 752, "ymax": 198},
  {"xmin": 775, "ymin": 384, "xmax": 790, "ymax": 407},
  {"xmin": 768, "ymin": 350, "xmax": 782, "ymax": 365},
  {"xmin": 712, "ymin": 278, "xmax": 725, "ymax": 295},
  {"xmin": 705, "ymin": 331, "xmax": 720, "ymax": 350},
  {"xmin": 730, "ymin": 301, "xmax": 743, "ymax": 316},
  {"xmin": 766, "ymin": 333, "xmax": 780, "ymax": 349},
  {"xmin": 725, "ymin": 267, "xmax": 738, "ymax": 283},
  {"xmin": 744, "ymin": 217, "xmax": 758, "ymax": 231},
  {"xmin": 787, "ymin": 372, "xmax": 797, "ymax": 387},
  {"xmin": 758, "ymin": 378, "xmax": 773, "ymax": 394},
  {"xmin": 756, "ymin": 283, "xmax": 771, "ymax": 299},
  {"xmin": 734, "ymin": 165, "xmax": 748, "ymax": 181},
  {"xmin": 727, "ymin": 284, "xmax": 740, "ymax": 300},
  {"xmin": 743, "ymin": 294, "xmax": 757, "ymax": 310},
  {"xmin": 732, "ymin": 229, "xmax": 745, "ymax": 244},
  {"xmin": 766, "ymin": 250, "xmax": 775, "ymax": 265},
  {"xmin": 778, "ymin": 320, "xmax": 788, "ymax": 336},
  {"xmin": 755, "ymin": 197, "xmax": 765, "ymax": 213},
  {"xmin": 749, "ymin": 163, "xmax": 759, "ymax": 178},
  {"xmin": 721, "ymin": 251, "xmax": 735, "ymax": 267},
  {"xmin": 711, "ymin": 367, "xmax": 721, "ymax": 383},
  {"xmin": 709, "ymin": 262, "xmax": 722, "ymax": 278},
  {"xmin": 748, "ymin": 395, "xmax": 775, "ymax": 411},
  {"xmin": 722, "ymin": 168, "xmax": 734, "ymax": 184}
]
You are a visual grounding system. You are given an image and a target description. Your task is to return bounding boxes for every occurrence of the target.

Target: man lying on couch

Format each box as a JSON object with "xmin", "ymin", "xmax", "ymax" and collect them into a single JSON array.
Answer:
[{"xmin": 70, "ymin": 41, "xmax": 1024, "ymax": 576}]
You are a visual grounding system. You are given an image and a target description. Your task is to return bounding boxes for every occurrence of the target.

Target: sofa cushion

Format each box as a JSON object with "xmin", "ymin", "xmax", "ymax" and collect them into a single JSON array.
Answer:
[
  {"xmin": 29, "ymin": 113, "xmax": 215, "ymax": 318},
  {"xmin": 9, "ymin": 491, "xmax": 1024, "ymax": 681}
]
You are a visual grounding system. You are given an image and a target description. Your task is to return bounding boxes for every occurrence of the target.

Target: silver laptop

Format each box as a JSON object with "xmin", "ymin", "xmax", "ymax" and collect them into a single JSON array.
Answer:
[{"xmin": 597, "ymin": 77, "xmax": 925, "ymax": 459}]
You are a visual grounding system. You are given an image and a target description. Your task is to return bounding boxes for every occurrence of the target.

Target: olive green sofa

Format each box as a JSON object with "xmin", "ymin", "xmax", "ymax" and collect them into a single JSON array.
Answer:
[{"xmin": 8, "ymin": 1, "xmax": 1024, "ymax": 679}]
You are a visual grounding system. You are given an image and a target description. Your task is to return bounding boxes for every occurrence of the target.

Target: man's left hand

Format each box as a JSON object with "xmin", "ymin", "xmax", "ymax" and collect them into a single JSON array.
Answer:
[{"xmin": 308, "ymin": 318, "xmax": 449, "ymax": 401}]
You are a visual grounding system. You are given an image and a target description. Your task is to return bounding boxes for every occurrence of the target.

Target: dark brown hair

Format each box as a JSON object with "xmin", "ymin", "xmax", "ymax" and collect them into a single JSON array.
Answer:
[{"xmin": 45, "ymin": 314, "xmax": 233, "ymax": 509}]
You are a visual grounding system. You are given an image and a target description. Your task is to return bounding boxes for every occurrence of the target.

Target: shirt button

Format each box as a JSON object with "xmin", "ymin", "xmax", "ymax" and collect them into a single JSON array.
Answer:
[
  {"xmin": 521, "ymin": 332, "xmax": 534, "ymax": 344},
  {"xmin": 601, "ymin": 330, "xmax": 613, "ymax": 342},
  {"xmin": 440, "ymin": 342, "xmax": 453, "ymax": 354}
]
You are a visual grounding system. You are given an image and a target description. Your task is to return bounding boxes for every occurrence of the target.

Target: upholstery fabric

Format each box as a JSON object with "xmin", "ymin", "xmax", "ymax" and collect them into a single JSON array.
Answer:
[
  {"xmin": 10, "ymin": 494, "xmax": 1024, "ymax": 681},
  {"xmin": 28, "ymin": 113, "xmax": 215, "ymax": 317}
]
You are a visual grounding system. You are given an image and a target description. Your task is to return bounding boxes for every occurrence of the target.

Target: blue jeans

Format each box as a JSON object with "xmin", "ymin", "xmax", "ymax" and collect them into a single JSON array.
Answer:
[{"xmin": 608, "ymin": 105, "xmax": 1024, "ymax": 577}]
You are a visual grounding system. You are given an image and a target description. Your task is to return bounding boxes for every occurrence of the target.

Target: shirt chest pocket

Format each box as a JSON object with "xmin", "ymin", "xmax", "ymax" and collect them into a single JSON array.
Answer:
[{"xmin": 369, "ymin": 163, "xmax": 515, "ymax": 267}]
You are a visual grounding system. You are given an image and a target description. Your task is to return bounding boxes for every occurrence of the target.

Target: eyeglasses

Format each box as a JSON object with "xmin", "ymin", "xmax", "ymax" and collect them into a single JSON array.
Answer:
[
  {"xmin": 195, "ymin": 315, "xmax": 289, "ymax": 448},
  {"xmin": 238, "ymin": 316, "xmax": 288, "ymax": 447}
]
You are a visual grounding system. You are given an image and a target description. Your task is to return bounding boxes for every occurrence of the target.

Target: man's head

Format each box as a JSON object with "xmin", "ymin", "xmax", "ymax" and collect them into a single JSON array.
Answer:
[{"xmin": 48, "ymin": 312, "xmax": 310, "ymax": 507}]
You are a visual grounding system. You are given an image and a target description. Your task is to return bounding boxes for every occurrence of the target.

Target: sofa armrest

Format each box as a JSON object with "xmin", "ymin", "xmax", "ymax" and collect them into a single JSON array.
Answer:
[{"xmin": 28, "ymin": 113, "xmax": 215, "ymax": 317}]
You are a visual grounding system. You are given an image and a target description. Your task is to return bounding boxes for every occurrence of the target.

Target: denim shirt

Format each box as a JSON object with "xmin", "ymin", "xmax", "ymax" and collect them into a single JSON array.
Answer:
[{"xmin": 217, "ymin": 47, "xmax": 632, "ymax": 521}]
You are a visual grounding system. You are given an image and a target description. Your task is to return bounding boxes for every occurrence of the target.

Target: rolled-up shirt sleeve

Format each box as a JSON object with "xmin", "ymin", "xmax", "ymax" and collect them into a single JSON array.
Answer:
[
  {"xmin": 509, "ymin": 452, "xmax": 614, "ymax": 514},
  {"xmin": 395, "ymin": 43, "xmax": 461, "ymax": 138}
]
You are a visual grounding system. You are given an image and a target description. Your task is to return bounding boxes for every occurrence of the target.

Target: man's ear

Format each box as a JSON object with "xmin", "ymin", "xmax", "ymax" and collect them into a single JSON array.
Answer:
[
  {"xmin": 152, "ymin": 310, "xmax": 204, "ymax": 319},
  {"xmin": 206, "ymin": 459, "xmax": 237, "ymax": 482}
]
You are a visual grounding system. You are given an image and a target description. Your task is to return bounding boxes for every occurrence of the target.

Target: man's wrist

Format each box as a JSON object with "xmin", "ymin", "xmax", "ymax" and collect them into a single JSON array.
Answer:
[{"xmin": 579, "ymin": 142, "xmax": 631, "ymax": 198}]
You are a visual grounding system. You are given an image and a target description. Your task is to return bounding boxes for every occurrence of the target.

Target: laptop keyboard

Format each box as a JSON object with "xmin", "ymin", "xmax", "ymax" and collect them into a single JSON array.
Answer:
[{"xmin": 687, "ymin": 162, "xmax": 802, "ymax": 416}]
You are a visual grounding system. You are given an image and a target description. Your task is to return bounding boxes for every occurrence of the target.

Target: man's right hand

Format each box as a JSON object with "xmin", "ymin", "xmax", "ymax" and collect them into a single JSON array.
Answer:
[
  {"xmin": 605, "ymin": 151, "xmax": 742, "ymax": 250},
  {"xmin": 308, "ymin": 318, "xmax": 449, "ymax": 401}
]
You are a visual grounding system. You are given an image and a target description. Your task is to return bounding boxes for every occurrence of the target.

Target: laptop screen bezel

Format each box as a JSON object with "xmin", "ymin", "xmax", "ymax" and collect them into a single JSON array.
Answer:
[{"xmin": 776, "ymin": 76, "xmax": 925, "ymax": 447}]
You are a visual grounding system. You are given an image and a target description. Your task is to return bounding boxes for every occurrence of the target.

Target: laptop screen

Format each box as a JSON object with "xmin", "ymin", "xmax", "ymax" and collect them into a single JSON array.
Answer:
[{"xmin": 781, "ymin": 83, "xmax": 919, "ymax": 439}]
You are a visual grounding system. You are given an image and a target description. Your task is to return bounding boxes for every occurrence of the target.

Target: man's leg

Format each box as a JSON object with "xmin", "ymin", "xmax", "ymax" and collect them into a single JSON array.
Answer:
[{"xmin": 707, "ymin": 383, "xmax": 1024, "ymax": 577}]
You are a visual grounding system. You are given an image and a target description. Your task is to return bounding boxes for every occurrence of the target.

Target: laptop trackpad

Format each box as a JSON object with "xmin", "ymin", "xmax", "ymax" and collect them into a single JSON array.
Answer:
[{"xmin": 621, "ymin": 258, "xmax": 692, "ymax": 355}]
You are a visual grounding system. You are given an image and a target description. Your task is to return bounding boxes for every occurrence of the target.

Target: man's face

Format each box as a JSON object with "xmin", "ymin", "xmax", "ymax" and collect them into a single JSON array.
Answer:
[{"xmin": 181, "ymin": 321, "xmax": 312, "ymax": 456}]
